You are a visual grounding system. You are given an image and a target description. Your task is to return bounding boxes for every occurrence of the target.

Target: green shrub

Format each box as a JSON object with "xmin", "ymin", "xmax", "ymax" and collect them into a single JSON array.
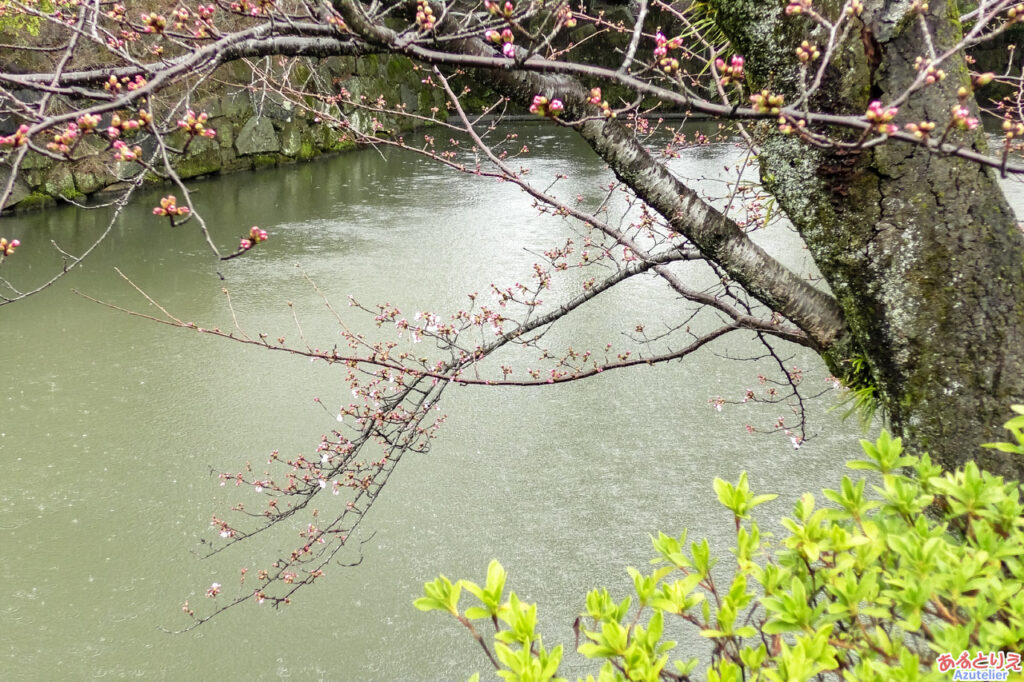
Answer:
[
  {"xmin": 417, "ymin": 410, "xmax": 1024, "ymax": 681},
  {"xmin": 0, "ymin": 0, "xmax": 45, "ymax": 36}
]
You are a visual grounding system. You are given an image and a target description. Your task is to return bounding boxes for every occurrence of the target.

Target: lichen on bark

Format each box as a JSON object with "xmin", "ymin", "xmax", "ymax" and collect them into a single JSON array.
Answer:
[{"xmin": 712, "ymin": 0, "xmax": 1024, "ymax": 477}]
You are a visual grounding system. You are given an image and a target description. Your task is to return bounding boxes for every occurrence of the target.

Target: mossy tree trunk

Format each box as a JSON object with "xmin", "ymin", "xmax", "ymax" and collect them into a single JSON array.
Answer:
[{"xmin": 709, "ymin": 0, "xmax": 1024, "ymax": 478}]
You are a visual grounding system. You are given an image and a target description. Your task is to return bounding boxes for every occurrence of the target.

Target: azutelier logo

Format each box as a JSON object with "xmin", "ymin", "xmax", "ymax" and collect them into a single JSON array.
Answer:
[{"xmin": 937, "ymin": 651, "xmax": 1021, "ymax": 681}]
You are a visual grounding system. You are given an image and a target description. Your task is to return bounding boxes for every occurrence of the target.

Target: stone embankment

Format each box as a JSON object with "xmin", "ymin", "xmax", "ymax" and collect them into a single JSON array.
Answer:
[{"xmin": 1, "ymin": 55, "xmax": 445, "ymax": 212}]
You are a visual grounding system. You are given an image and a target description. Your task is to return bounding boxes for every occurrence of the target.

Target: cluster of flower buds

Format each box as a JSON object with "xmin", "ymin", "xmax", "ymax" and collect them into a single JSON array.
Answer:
[
  {"xmin": 557, "ymin": 5, "xmax": 576, "ymax": 28},
  {"xmin": 866, "ymin": 100, "xmax": 899, "ymax": 134},
  {"xmin": 239, "ymin": 226, "xmax": 269, "ymax": 251},
  {"xmin": 484, "ymin": 0, "xmax": 515, "ymax": 17},
  {"xmin": 750, "ymin": 90, "xmax": 784, "ymax": 115},
  {"xmin": 529, "ymin": 95, "xmax": 564, "ymax": 118},
  {"xmin": 0, "ymin": 238, "xmax": 21, "ymax": 257},
  {"xmin": 911, "ymin": 0, "xmax": 929, "ymax": 12},
  {"xmin": 485, "ymin": 28, "xmax": 516, "ymax": 58},
  {"xmin": 653, "ymin": 30, "xmax": 680, "ymax": 58},
  {"xmin": 1011, "ymin": 4, "xmax": 1024, "ymax": 21},
  {"xmin": 178, "ymin": 110, "xmax": 216, "ymax": 139},
  {"xmin": 660, "ymin": 56, "xmax": 680, "ymax": 73},
  {"xmin": 47, "ymin": 123, "xmax": 81, "ymax": 155},
  {"xmin": 229, "ymin": 0, "xmax": 271, "ymax": 17},
  {"xmin": 126, "ymin": 75, "xmax": 148, "ymax": 91},
  {"xmin": 785, "ymin": 0, "xmax": 812, "ymax": 15},
  {"xmin": 951, "ymin": 104, "xmax": 979, "ymax": 131},
  {"xmin": 172, "ymin": 7, "xmax": 189, "ymax": 28},
  {"xmin": 1004, "ymin": 119, "xmax": 1024, "ymax": 139},
  {"xmin": 141, "ymin": 12, "xmax": 166, "ymax": 33},
  {"xmin": 653, "ymin": 30, "xmax": 682, "ymax": 73},
  {"xmin": 956, "ymin": 73, "xmax": 995, "ymax": 100},
  {"xmin": 846, "ymin": 0, "xmax": 863, "ymax": 16},
  {"xmin": 715, "ymin": 54, "xmax": 744, "ymax": 85},
  {"xmin": 77, "ymin": 114, "xmax": 101, "ymax": 132},
  {"xmin": 924, "ymin": 66, "xmax": 945, "ymax": 84},
  {"xmin": 914, "ymin": 57, "xmax": 946, "ymax": 84},
  {"xmin": 205, "ymin": 582, "xmax": 221, "ymax": 598},
  {"xmin": 112, "ymin": 140, "xmax": 143, "ymax": 162},
  {"xmin": 905, "ymin": 120, "xmax": 936, "ymax": 138},
  {"xmin": 106, "ymin": 3, "xmax": 126, "ymax": 20},
  {"xmin": 197, "ymin": 4, "xmax": 216, "ymax": 21},
  {"xmin": 415, "ymin": 0, "xmax": 434, "ymax": 31},
  {"xmin": 777, "ymin": 116, "xmax": 806, "ymax": 135},
  {"xmin": 153, "ymin": 195, "xmax": 190, "ymax": 217},
  {"xmin": 588, "ymin": 87, "xmax": 615, "ymax": 118},
  {"xmin": 795, "ymin": 41, "xmax": 820, "ymax": 63},
  {"xmin": 0, "ymin": 124, "xmax": 29, "ymax": 148},
  {"xmin": 106, "ymin": 114, "xmax": 140, "ymax": 140},
  {"xmin": 103, "ymin": 74, "xmax": 146, "ymax": 94}
]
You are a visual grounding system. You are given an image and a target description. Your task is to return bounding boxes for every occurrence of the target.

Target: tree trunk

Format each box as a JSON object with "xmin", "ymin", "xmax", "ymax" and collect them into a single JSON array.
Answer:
[{"xmin": 710, "ymin": 0, "xmax": 1024, "ymax": 478}]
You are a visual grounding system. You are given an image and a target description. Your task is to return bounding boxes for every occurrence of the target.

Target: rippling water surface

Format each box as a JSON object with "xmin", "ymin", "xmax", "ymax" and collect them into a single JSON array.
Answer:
[{"xmin": 6, "ymin": 123, "xmax": 1008, "ymax": 680}]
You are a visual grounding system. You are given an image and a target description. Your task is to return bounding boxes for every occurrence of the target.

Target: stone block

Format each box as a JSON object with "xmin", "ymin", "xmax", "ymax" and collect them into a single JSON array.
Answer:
[
  {"xmin": 279, "ymin": 121, "xmax": 303, "ymax": 157},
  {"xmin": 43, "ymin": 164, "xmax": 78, "ymax": 198},
  {"xmin": 234, "ymin": 116, "xmax": 280, "ymax": 156},
  {"xmin": 0, "ymin": 164, "xmax": 31, "ymax": 210},
  {"xmin": 72, "ymin": 157, "xmax": 117, "ymax": 195}
]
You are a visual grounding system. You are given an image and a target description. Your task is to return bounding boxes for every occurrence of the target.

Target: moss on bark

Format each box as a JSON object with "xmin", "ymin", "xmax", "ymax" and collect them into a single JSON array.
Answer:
[{"xmin": 714, "ymin": 0, "xmax": 1024, "ymax": 478}]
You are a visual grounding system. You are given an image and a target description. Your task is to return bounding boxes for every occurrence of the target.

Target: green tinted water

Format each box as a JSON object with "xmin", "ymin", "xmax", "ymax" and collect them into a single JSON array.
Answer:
[{"xmin": 1, "ymin": 124, "xmax": 882, "ymax": 679}]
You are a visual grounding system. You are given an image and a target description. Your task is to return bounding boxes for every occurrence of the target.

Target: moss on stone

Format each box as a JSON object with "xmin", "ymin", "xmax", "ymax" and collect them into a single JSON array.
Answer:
[
  {"xmin": 298, "ymin": 139, "xmax": 318, "ymax": 160},
  {"xmin": 385, "ymin": 55, "xmax": 414, "ymax": 82},
  {"xmin": 355, "ymin": 53, "xmax": 380, "ymax": 77},
  {"xmin": 176, "ymin": 149, "xmax": 223, "ymax": 179},
  {"xmin": 251, "ymin": 154, "xmax": 279, "ymax": 169},
  {"xmin": 72, "ymin": 161, "xmax": 117, "ymax": 195},
  {"xmin": 14, "ymin": 191, "xmax": 57, "ymax": 211}
]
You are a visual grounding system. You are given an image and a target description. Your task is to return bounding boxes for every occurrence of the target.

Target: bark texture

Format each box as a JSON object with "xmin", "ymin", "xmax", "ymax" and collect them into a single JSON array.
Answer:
[{"xmin": 711, "ymin": 0, "xmax": 1024, "ymax": 477}]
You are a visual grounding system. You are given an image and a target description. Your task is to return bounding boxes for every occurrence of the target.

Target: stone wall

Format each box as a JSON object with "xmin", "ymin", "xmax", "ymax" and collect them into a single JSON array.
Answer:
[{"xmin": 1, "ymin": 54, "xmax": 446, "ymax": 212}]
